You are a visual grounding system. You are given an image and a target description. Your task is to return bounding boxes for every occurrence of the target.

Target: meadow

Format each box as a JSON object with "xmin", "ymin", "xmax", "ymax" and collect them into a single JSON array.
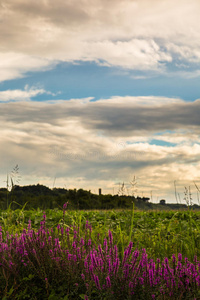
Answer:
[{"xmin": 1, "ymin": 206, "xmax": 200, "ymax": 299}]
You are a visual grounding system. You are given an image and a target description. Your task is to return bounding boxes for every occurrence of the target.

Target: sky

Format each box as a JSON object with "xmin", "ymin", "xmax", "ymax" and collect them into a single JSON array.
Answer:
[{"xmin": 1, "ymin": 0, "xmax": 200, "ymax": 203}]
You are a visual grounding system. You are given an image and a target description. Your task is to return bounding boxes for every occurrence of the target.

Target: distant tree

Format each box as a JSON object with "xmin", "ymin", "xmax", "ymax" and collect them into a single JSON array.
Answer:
[
  {"xmin": 160, "ymin": 199, "xmax": 166, "ymax": 205},
  {"xmin": 136, "ymin": 196, "xmax": 150, "ymax": 202}
]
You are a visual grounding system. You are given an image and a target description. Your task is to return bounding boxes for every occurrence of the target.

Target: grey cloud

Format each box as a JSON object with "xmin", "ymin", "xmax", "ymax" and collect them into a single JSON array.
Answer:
[
  {"xmin": 75, "ymin": 100, "xmax": 200, "ymax": 134},
  {"xmin": 1, "ymin": 98, "xmax": 200, "ymax": 136},
  {"xmin": 7, "ymin": 0, "xmax": 90, "ymax": 26}
]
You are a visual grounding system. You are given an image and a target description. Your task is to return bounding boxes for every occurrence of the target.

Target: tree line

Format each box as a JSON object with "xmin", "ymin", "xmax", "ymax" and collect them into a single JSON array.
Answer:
[{"xmin": 0, "ymin": 184, "xmax": 197, "ymax": 211}]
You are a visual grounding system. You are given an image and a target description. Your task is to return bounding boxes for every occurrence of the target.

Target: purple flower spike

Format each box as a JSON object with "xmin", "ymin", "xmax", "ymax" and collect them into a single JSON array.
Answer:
[
  {"xmin": 106, "ymin": 276, "xmax": 111, "ymax": 288},
  {"xmin": 178, "ymin": 253, "xmax": 182, "ymax": 261},
  {"xmin": 127, "ymin": 241, "xmax": 133, "ymax": 256},
  {"xmin": 164, "ymin": 257, "xmax": 169, "ymax": 265},
  {"xmin": 108, "ymin": 230, "xmax": 113, "ymax": 245},
  {"xmin": 172, "ymin": 254, "xmax": 176, "ymax": 263},
  {"xmin": 28, "ymin": 219, "xmax": 31, "ymax": 230},
  {"xmin": 94, "ymin": 275, "xmax": 101, "ymax": 290},
  {"xmin": 63, "ymin": 202, "xmax": 68, "ymax": 210}
]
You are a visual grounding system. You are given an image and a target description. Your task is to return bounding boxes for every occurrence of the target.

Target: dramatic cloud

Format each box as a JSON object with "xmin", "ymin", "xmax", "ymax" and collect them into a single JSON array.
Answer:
[
  {"xmin": 1, "ymin": 0, "xmax": 200, "ymax": 81},
  {"xmin": 0, "ymin": 96, "xmax": 200, "ymax": 202},
  {"xmin": 2, "ymin": 96, "xmax": 199, "ymax": 135}
]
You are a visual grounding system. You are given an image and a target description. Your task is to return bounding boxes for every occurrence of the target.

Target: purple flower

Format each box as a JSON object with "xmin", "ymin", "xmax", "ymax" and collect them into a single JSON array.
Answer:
[
  {"xmin": 63, "ymin": 202, "xmax": 68, "ymax": 210},
  {"xmin": 178, "ymin": 253, "xmax": 182, "ymax": 262},
  {"xmin": 108, "ymin": 230, "xmax": 113, "ymax": 245},
  {"xmin": 106, "ymin": 276, "xmax": 111, "ymax": 288},
  {"xmin": 94, "ymin": 275, "xmax": 101, "ymax": 290}
]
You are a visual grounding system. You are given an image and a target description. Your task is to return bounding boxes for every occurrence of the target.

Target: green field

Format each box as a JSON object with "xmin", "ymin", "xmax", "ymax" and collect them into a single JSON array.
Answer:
[
  {"xmin": 1, "ymin": 207, "xmax": 200, "ymax": 299},
  {"xmin": 1, "ymin": 207, "xmax": 200, "ymax": 261}
]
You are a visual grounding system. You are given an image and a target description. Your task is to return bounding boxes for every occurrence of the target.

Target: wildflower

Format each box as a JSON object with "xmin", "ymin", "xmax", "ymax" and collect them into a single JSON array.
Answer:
[
  {"xmin": 28, "ymin": 219, "xmax": 31, "ymax": 230},
  {"xmin": 106, "ymin": 276, "xmax": 112, "ymax": 288},
  {"xmin": 108, "ymin": 230, "xmax": 113, "ymax": 245},
  {"xmin": 178, "ymin": 253, "xmax": 182, "ymax": 262},
  {"xmin": 94, "ymin": 275, "xmax": 101, "ymax": 290},
  {"xmin": 127, "ymin": 241, "xmax": 133, "ymax": 256},
  {"xmin": 43, "ymin": 213, "xmax": 46, "ymax": 221},
  {"xmin": 63, "ymin": 202, "xmax": 68, "ymax": 210}
]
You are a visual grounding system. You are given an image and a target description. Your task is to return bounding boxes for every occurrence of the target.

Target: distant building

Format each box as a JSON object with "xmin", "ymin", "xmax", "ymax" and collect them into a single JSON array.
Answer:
[{"xmin": 99, "ymin": 188, "xmax": 102, "ymax": 195}]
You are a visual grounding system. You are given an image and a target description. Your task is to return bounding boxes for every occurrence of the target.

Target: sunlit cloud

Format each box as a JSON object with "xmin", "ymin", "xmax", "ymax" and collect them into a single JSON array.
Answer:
[
  {"xmin": 0, "ymin": 96, "xmax": 200, "ymax": 202},
  {"xmin": 0, "ymin": 52, "xmax": 55, "ymax": 82},
  {"xmin": 0, "ymin": 85, "xmax": 56, "ymax": 102},
  {"xmin": 0, "ymin": 0, "xmax": 200, "ymax": 80}
]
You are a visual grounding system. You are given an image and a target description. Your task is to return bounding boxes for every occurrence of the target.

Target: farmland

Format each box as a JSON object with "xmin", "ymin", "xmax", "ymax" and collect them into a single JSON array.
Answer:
[{"xmin": 1, "ymin": 207, "xmax": 200, "ymax": 299}]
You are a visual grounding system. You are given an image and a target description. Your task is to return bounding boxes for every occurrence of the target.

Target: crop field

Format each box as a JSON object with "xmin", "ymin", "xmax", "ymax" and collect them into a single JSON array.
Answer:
[{"xmin": 1, "ymin": 206, "xmax": 200, "ymax": 299}]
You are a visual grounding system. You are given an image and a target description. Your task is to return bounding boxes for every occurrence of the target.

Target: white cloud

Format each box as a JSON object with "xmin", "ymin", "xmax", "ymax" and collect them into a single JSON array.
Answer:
[
  {"xmin": 0, "ymin": 85, "xmax": 54, "ymax": 102},
  {"xmin": 84, "ymin": 39, "xmax": 172, "ymax": 70},
  {"xmin": 0, "ymin": 0, "xmax": 200, "ymax": 80},
  {"xmin": 0, "ymin": 52, "xmax": 55, "ymax": 82}
]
